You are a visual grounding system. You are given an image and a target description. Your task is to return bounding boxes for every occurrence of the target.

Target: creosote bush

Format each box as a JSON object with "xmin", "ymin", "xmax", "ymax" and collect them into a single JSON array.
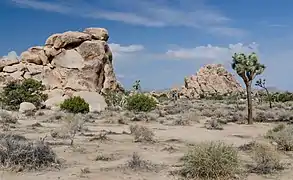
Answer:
[
  {"xmin": 60, "ymin": 96, "xmax": 89, "ymax": 114},
  {"xmin": 0, "ymin": 78, "xmax": 47, "ymax": 110},
  {"xmin": 126, "ymin": 93, "xmax": 157, "ymax": 112},
  {"xmin": 180, "ymin": 141, "xmax": 240, "ymax": 179},
  {"xmin": 0, "ymin": 133, "xmax": 59, "ymax": 170}
]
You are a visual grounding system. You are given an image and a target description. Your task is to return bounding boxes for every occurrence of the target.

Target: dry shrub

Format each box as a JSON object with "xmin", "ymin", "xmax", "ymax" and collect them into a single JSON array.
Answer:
[
  {"xmin": 172, "ymin": 117, "xmax": 191, "ymax": 126},
  {"xmin": 204, "ymin": 119, "xmax": 224, "ymax": 130},
  {"xmin": 186, "ymin": 111, "xmax": 200, "ymax": 123},
  {"xmin": 129, "ymin": 124, "xmax": 154, "ymax": 142},
  {"xmin": 265, "ymin": 124, "xmax": 293, "ymax": 151},
  {"xmin": 51, "ymin": 114, "xmax": 85, "ymax": 145},
  {"xmin": 126, "ymin": 152, "xmax": 157, "ymax": 171},
  {"xmin": 0, "ymin": 133, "xmax": 59, "ymax": 170},
  {"xmin": 0, "ymin": 111, "xmax": 17, "ymax": 124},
  {"xmin": 250, "ymin": 142, "xmax": 284, "ymax": 174},
  {"xmin": 180, "ymin": 141, "xmax": 240, "ymax": 179}
]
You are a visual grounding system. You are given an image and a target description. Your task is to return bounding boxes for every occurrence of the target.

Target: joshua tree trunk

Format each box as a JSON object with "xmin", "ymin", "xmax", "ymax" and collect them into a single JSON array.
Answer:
[
  {"xmin": 264, "ymin": 88, "xmax": 272, "ymax": 108},
  {"xmin": 245, "ymin": 82, "xmax": 253, "ymax": 124}
]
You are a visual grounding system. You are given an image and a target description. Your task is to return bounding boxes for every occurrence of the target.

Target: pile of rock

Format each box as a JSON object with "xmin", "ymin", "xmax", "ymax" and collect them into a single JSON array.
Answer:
[
  {"xmin": 179, "ymin": 64, "xmax": 243, "ymax": 98},
  {"xmin": 0, "ymin": 28, "xmax": 123, "ymax": 112}
]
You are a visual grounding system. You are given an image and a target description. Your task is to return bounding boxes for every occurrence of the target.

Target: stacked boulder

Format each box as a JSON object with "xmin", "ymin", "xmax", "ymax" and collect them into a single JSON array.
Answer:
[
  {"xmin": 0, "ymin": 28, "xmax": 123, "ymax": 112},
  {"xmin": 179, "ymin": 64, "xmax": 243, "ymax": 98}
]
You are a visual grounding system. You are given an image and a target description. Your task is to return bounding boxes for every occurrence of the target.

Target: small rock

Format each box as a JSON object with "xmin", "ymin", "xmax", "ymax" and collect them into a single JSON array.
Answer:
[{"xmin": 19, "ymin": 102, "xmax": 36, "ymax": 113}]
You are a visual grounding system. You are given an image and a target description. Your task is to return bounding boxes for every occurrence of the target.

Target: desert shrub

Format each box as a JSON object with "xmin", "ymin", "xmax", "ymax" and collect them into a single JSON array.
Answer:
[
  {"xmin": 0, "ymin": 133, "xmax": 59, "ymax": 170},
  {"xmin": 180, "ymin": 141, "xmax": 240, "ymax": 179},
  {"xmin": 250, "ymin": 142, "xmax": 283, "ymax": 174},
  {"xmin": 265, "ymin": 124, "xmax": 293, "ymax": 151},
  {"xmin": 0, "ymin": 79, "xmax": 47, "ymax": 110},
  {"xmin": 126, "ymin": 93, "xmax": 157, "ymax": 112},
  {"xmin": 204, "ymin": 119, "xmax": 224, "ymax": 130},
  {"xmin": 126, "ymin": 152, "xmax": 157, "ymax": 171},
  {"xmin": 103, "ymin": 91, "xmax": 127, "ymax": 108},
  {"xmin": 60, "ymin": 96, "xmax": 89, "ymax": 114},
  {"xmin": 129, "ymin": 124, "xmax": 154, "ymax": 142},
  {"xmin": 269, "ymin": 92, "xmax": 293, "ymax": 102}
]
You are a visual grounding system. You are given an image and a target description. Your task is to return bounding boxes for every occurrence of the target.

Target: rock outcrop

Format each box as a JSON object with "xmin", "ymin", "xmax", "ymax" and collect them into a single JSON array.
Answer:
[
  {"xmin": 0, "ymin": 28, "xmax": 123, "ymax": 97},
  {"xmin": 179, "ymin": 64, "xmax": 243, "ymax": 98}
]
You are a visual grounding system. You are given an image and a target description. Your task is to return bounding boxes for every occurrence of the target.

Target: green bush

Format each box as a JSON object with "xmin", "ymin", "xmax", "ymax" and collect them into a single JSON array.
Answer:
[
  {"xmin": 126, "ymin": 93, "xmax": 157, "ymax": 112},
  {"xmin": 180, "ymin": 141, "xmax": 240, "ymax": 179},
  {"xmin": 60, "ymin": 96, "xmax": 89, "ymax": 114},
  {"xmin": 266, "ymin": 92, "xmax": 293, "ymax": 102},
  {"xmin": 0, "ymin": 79, "xmax": 47, "ymax": 110}
]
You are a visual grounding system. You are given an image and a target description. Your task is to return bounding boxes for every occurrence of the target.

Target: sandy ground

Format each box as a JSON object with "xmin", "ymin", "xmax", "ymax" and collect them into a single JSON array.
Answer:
[{"xmin": 0, "ymin": 100, "xmax": 293, "ymax": 180}]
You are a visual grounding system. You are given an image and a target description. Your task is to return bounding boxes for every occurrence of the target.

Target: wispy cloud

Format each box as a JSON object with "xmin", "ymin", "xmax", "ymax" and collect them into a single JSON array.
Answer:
[
  {"xmin": 9, "ymin": 0, "xmax": 246, "ymax": 37},
  {"xmin": 165, "ymin": 42, "xmax": 259, "ymax": 65}
]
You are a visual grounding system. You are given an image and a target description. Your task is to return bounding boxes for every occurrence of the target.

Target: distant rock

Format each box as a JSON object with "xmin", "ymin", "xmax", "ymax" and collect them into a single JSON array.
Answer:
[{"xmin": 179, "ymin": 64, "xmax": 243, "ymax": 98}]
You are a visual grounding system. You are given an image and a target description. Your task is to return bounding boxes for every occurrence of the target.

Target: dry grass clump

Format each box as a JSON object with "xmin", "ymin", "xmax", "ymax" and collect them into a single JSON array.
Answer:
[
  {"xmin": 0, "ymin": 111, "xmax": 17, "ymax": 124},
  {"xmin": 129, "ymin": 124, "xmax": 154, "ymax": 142},
  {"xmin": 180, "ymin": 141, "xmax": 240, "ymax": 179},
  {"xmin": 126, "ymin": 152, "xmax": 158, "ymax": 171},
  {"xmin": 0, "ymin": 133, "xmax": 59, "ymax": 170},
  {"xmin": 204, "ymin": 119, "xmax": 224, "ymax": 130},
  {"xmin": 172, "ymin": 117, "xmax": 191, "ymax": 126},
  {"xmin": 265, "ymin": 124, "xmax": 293, "ymax": 151},
  {"xmin": 250, "ymin": 142, "xmax": 284, "ymax": 174}
]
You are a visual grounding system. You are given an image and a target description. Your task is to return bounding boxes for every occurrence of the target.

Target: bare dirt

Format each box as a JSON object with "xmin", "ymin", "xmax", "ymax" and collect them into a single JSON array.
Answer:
[{"xmin": 0, "ymin": 99, "xmax": 293, "ymax": 180}]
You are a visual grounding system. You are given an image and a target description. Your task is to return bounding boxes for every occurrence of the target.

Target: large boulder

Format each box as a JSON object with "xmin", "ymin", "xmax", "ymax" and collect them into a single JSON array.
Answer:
[
  {"xmin": 83, "ymin": 28, "xmax": 109, "ymax": 41},
  {"xmin": 0, "ymin": 27, "xmax": 123, "ymax": 112},
  {"xmin": 180, "ymin": 64, "xmax": 243, "ymax": 98}
]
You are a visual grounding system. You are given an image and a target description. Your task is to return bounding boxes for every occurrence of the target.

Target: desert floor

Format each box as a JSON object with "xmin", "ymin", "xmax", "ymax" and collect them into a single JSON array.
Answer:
[{"xmin": 1, "ymin": 99, "xmax": 293, "ymax": 180}]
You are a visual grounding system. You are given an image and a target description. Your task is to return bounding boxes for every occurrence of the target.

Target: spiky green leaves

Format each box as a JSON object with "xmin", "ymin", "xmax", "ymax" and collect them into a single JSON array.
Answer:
[{"xmin": 232, "ymin": 52, "xmax": 265, "ymax": 82}]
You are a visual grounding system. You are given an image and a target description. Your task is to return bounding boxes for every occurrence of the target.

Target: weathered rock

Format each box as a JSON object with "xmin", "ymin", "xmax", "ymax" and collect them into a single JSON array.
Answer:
[
  {"xmin": 19, "ymin": 102, "xmax": 36, "ymax": 113},
  {"xmin": 73, "ymin": 91, "xmax": 107, "ymax": 113},
  {"xmin": 21, "ymin": 46, "xmax": 48, "ymax": 65},
  {"xmin": 51, "ymin": 49, "xmax": 84, "ymax": 69},
  {"xmin": 44, "ymin": 95, "xmax": 68, "ymax": 110},
  {"xmin": 0, "ymin": 59, "xmax": 19, "ymax": 71},
  {"xmin": 0, "ymin": 27, "xmax": 123, "ymax": 113},
  {"xmin": 51, "ymin": 31, "xmax": 91, "ymax": 49},
  {"xmin": 179, "ymin": 64, "xmax": 243, "ymax": 98},
  {"xmin": 84, "ymin": 28, "xmax": 109, "ymax": 41}
]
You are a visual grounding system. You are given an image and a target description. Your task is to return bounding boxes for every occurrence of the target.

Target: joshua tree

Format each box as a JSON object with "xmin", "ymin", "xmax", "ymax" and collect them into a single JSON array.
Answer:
[
  {"xmin": 232, "ymin": 52, "xmax": 265, "ymax": 124},
  {"xmin": 132, "ymin": 80, "xmax": 141, "ymax": 93},
  {"xmin": 255, "ymin": 78, "xmax": 272, "ymax": 108}
]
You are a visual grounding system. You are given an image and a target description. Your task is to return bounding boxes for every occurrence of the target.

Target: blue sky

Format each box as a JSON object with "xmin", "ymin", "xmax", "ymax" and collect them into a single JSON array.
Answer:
[{"xmin": 0, "ymin": 0, "xmax": 292, "ymax": 90}]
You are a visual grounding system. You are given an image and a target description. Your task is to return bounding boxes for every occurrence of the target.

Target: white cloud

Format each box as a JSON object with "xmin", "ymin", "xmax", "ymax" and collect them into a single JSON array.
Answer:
[
  {"xmin": 165, "ymin": 42, "xmax": 259, "ymax": 64},
  {"xmin": 9, "ymin": 0, "xmax": 246, "ymax": 37},
  {"xmin": 108, "ymin": 43, "xmax": 145, "ymax": 60},
  {"xmin": 2, "ymin": 51, "xmax": 19, "ymax": 61}
]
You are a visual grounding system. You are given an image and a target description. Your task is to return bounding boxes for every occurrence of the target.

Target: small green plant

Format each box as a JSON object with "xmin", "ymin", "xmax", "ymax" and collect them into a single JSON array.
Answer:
[
  {"xmin": 0, "ymin": 79, "xmax": 47, "ymax": 110},
  {"xmin": 60, "ymin": 96, "xmax": 89, "ymax": 114},
  {"xmin": 180, "ymin": 141, "xmax": 240, "ymax": 179},
  {"xmin": 126, "ymin": 93, "xmax": 157, "ymax": 112}
]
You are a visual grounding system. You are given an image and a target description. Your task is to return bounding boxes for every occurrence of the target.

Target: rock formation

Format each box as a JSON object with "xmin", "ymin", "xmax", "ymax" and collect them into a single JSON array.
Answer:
[
  {"xmin": 0, "ymin": 28, "xmax": 123, "ymax": 95},
  {"xmin": 179, "ymin": 64, "xmax": 243, "ymax": 98}
]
